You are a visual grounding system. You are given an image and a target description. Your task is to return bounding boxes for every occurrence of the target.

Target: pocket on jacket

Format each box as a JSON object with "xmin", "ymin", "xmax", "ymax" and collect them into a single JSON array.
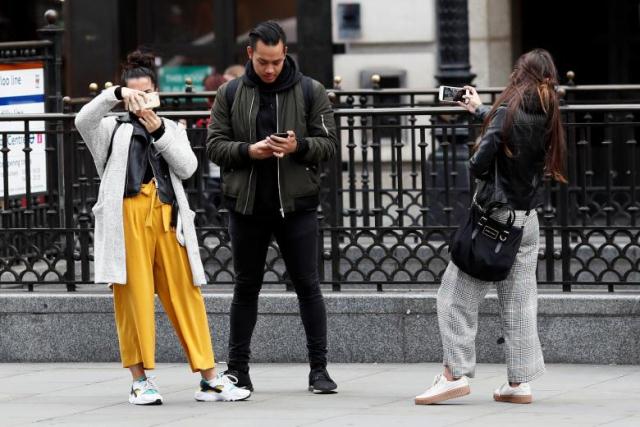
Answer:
[
  {"xmin": 91, "ymin": 202, "xmax": 105, "ymax": 252},
  {"xmin": 176, "ymin": 208, "xmax": 196, "ymax": 247},
  {"xmin": 221, "ymin": 168, "xmax": 247, "ymax": 197},
  {"xmin": 288, "ymin": 164, "xmax": 320, "ymax": 197},
  {"xmin": 305, "ymin": 166, "xmax": 320, "ymax": 192},
  {"xmin": 91, "ymin": 201, "xmax": 104, "ymax": 218},
  {"xmin": 186, "ymin": 208, "xmax": 196, "ymax": 225},
  {"xmin": 180, "ymin": 207, "xmax": 197, "ymax": 229}
]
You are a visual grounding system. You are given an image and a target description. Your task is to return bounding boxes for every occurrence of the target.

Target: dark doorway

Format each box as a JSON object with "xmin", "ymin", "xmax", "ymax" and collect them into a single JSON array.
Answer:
[
  {"xmin": 0, "ymin": 0, "xmax": 49, "ymax": 42},
  {"xmin": 516, "ymin": 0, "xmax": 640, "ymax": 85},
  {"xmin": 515, "ymin": 1, "xmax": 640, "ymax": 197}
]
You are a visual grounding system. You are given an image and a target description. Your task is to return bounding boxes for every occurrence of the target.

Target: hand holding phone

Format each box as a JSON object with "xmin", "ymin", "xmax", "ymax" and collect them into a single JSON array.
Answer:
[
  {"xmin": 130, "ymin": 92, "xmax": 160, "ymax": 112},
  {"xmin": 267, "ymin": 131, "xmax": 296, "ymax": 158},
  {"xmin": 248, "ymin": 140, "xmax": 275, "ymax": 160},
  {"xmin": 456, "ymin": 86, "xmax": 483, "ymax": 114},
  {"xmin": 271, "ymin": 132, "xmax": 290, "ymax": 139},
  {"xmin": 137, "ymin": 109, "xmax": 162, "ymax": 133}
]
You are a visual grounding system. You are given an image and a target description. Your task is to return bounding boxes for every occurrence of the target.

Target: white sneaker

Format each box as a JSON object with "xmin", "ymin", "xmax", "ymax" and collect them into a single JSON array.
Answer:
[
  {"xmin": 128, "ymin": 376, "xmax": 163, "ymax": 405},
  {"xmin": 493, "ymin": 382, "xmax": 532, "ymax": 404},
  {"xmin": 195, "ymin": 373, "xmax": 251, "ymax": 402},
  {"xmin": 415, "ymin": 374, "xmax": 471, "ymax": 405}
]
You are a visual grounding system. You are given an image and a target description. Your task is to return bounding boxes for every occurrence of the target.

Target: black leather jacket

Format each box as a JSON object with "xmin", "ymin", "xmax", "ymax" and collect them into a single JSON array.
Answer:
[
  {"xmin": 471, "ymin": 104, "xmax": 548, "ymax": 211},
  {"xmin": 118, "ymin": 114, "xmax": 176, "ymax": 207}
]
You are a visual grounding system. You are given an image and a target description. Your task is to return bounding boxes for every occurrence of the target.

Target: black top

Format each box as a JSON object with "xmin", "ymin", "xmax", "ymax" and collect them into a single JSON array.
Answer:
[
  {"xmin": 244, "ymin": 56, "xmax": 301, "ymax": 216},
  {"xmin": 471, "ymin": 104, "xmax": 548, "ymax": 210},
  {"xmin": 119, "ymin": 112, "xmax": 175, "ymax": 206}
]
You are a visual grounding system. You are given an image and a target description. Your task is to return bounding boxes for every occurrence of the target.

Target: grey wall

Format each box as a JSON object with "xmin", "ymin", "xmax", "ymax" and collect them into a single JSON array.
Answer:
[{"xmin": 1, "ymin": 293, "xmax": 639, "ymax": 365}]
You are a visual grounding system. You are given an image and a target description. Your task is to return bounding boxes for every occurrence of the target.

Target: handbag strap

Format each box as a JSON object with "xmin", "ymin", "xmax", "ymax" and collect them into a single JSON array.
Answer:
[
  {"xmin": 472, "ymin": 159, "xmax": 520, "ymax": 228},
  {"xmin": 494, "ymin": 160, "xmax": 499, "ymax": 196},
  {"xmin": 472, "ymin": 160, "xmax": 504, "ymax": 210},
  {"xmin": 486, "ymin": 161, "xmax": 517, "ymax": 228}
]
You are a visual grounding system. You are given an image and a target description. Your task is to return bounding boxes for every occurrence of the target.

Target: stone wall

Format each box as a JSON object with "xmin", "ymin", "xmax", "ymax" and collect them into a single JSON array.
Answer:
[{"xmin": 1, "ymin": 292, "xmax": 638, "ymax": 365}]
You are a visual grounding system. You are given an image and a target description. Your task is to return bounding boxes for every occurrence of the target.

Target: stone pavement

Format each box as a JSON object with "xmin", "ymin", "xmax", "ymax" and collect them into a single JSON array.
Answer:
[{"xmin": 0, "ymin": 363, "xmax": 638, "ymax": 427}]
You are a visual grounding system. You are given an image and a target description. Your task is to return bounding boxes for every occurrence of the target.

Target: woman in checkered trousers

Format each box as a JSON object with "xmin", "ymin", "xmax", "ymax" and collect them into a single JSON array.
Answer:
[{"xmin": 415, "ymin": 49, "xmax": 567, "ymax": 405}]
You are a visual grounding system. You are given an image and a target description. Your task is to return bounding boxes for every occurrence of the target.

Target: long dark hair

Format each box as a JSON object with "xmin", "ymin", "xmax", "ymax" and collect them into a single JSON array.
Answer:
[
  {"xmin": 121, "ymin": 49, "xmax": 157, "ymax": 87},
  {"xmin": 482, "ymin": 48, "xmax": 567, "ymax": 183}
]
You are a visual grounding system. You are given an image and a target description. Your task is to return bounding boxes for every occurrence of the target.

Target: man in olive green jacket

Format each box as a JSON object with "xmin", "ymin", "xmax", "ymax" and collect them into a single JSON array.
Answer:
[{"xmin": 206, "ymin": 21, "xmax": 338, "ymax": 394}]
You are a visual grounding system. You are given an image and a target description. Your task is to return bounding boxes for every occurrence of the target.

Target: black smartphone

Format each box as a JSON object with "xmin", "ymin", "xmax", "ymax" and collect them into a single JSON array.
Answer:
[{"xmin": 271, "ymin": 132, "xmax": 289, "ymax": 139}]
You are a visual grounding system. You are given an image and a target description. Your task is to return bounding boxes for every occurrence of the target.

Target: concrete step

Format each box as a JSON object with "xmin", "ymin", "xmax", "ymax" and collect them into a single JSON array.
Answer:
[{"xmin": 1, "ymin": 292, "xmax": 638, "ymax": 364}]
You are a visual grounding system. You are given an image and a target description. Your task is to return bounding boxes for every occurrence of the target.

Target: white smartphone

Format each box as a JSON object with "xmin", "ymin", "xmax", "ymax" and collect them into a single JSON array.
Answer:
[
  {"xmin": 128, "ymin": 92, "xmax": 160, "ymax": 111},
  {"xmin": 438, "ymin": 86, "xmax": 468, "ymax": 103}
]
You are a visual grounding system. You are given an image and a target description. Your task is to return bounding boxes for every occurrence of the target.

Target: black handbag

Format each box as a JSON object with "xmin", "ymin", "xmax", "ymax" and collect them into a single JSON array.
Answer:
[{"xmin": 450, "ymin": 163, "xmax": 525, "ymax": 281}]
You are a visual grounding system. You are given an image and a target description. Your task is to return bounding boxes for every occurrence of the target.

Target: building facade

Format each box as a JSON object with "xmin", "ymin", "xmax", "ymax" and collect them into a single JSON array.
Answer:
[{"xmin": 1, "ymin": 0, "xmax": 638, "ymax": 97}]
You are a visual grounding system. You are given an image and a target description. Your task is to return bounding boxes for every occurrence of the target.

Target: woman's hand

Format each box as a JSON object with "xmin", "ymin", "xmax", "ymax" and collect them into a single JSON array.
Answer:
[
  {"xmin": 120, "ymin": 87, "xmax": 147, "ymax": 113},
  {"xmin": 457, "ymin": 85, "xmax": 483, "ymax": 114},
  {"xmin": 138, "ymin": 109, "xmax": 162, "ymax": 133}
]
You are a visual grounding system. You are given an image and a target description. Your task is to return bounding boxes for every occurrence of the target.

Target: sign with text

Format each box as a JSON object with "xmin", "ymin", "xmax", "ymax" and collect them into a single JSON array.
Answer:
[
  {"xmin": 158, "ymin": 65, "xmax": 212, "ymax": 92},
  {"xmin": 0, "ymin": 62, "xmax": 47, "ymax": 197}
]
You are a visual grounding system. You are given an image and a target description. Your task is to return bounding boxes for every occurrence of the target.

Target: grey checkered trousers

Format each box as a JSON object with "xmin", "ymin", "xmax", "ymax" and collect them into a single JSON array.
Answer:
[{"xmin": 437, "ymin": 209, "xmax": 545, "ymax": 383}]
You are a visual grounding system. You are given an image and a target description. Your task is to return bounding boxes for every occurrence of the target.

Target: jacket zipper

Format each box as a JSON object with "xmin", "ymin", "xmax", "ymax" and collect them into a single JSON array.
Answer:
[
  {"xmin": 123, "ymin": 126, "xmax": 130, "ymax": 195},
  {"xmin": 242, "ymin": 167, "xmax": 254, "ymax": 214},
  {"xmin": 148, "ymin": 143, "xmax": 159, "ymax": 184},
  {"xmin": 276, "ymin": 93, "xmax": 285, "ymax": 218},
  {"xmin": 243, "ymin": 90, "xmax": 256, "ymax": 215},
  {"xmin": 320, "ymin": 114, "xmax": 329, "ymax": 136},
  {"xmin": 148, "ymin": 122, "xmax": 164, "ymax": 192}
]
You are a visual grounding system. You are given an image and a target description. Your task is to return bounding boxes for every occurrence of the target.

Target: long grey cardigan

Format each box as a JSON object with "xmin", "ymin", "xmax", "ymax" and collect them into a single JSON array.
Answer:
[{"xmin": 75, "ymin": 86, "xmax": 206, "ymax": 286}]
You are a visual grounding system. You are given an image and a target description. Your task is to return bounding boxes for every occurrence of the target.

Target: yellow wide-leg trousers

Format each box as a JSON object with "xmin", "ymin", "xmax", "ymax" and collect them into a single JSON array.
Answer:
[{"xmin": 112, "ymin": 181, "xmax": 214, "ymax": 372}]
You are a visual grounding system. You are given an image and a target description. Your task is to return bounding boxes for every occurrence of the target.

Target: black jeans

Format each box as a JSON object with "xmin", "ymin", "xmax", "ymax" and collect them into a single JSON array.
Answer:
[{"xmin": 227, "ymin": 210, "xmax": 327, "ymax": 372}]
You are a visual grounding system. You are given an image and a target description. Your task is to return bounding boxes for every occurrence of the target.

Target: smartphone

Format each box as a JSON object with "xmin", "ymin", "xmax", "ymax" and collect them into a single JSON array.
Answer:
[
  {"xmin": 141, "ymin": 92, "xmax": 160, "ymax": 109},
  {"xmin": 128, "ymin": 92, "xmax": 160, "ymax": 111},
  {"xmin": 438, "ymin": 86, "xmax": 467, "ymax": 103},
  {"xmin": 271, "ymin": 132, "xmax": 289, "ymax": 139}
]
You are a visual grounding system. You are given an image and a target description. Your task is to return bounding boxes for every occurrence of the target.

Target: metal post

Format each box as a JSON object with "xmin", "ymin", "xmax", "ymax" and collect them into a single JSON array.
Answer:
[
  {"xmin": 433, "ymin": 0, "xmax": 475, "ymax": 227},
  {"xmin": 213, "ymin": 0, "xmax": 236, "ymax": 71},
  {"xmin": 435, "ymin": 0, "xmax": 476, "ymax": 87},
  {"xmin": 330, "ymin": 113, "xmax": 344, "ymax": 291},
  {"xmin": 37, "ymin": 10, "xmax": 64, "ymax": 114},
  {"xmin": 37, "ymin": 10, "xmax": 64, "ymax": 230},
  {"xmin": 37, "ymin": 11, "xmax": 67, "ymax": 280},
  {"xmin": 297, "ymin": 0, "xmax": 334, "ymax": 86}
]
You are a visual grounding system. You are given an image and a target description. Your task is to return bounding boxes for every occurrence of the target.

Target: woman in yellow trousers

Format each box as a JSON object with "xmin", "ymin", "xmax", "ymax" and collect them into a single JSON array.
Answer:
[{"xmin": 75, "ymin": 50, "xmax": 250, "ymax": 405}]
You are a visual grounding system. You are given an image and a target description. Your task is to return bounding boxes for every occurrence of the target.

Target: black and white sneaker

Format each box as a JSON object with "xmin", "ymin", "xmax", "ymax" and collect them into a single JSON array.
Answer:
[
  {"xmin": 194, "ymin": 373, "xmax": 251, "ymax": 402},
  {"xmin": 308, "ymin": 368, "xmax": 337, "ymax": 394},
  {"xmin": 222, "ymin": 369, "xmax": 254, "ymax": 392}
]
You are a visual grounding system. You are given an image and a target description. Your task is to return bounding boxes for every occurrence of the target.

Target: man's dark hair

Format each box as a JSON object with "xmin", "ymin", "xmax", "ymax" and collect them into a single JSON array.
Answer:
[{"xmin": 248, "ymin": 20, "xmax": 286, "ymax": 49}]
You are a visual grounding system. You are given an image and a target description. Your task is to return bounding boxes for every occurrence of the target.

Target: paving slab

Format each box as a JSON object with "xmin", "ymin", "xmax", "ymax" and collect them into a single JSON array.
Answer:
[{"xmin": 0, "ymin": 363, "xmax": 638, "ymax": 426}]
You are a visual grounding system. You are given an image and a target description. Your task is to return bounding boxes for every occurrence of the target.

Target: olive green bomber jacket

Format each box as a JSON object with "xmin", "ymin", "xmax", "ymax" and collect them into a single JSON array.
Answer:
[{"xmin": 206, "ymin": 77, "xmax": 338, "ymax": 215}]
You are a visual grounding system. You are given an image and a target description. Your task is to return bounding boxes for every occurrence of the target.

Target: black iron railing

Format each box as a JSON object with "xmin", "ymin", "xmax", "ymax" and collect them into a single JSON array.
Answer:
[
  {"xmin": 60, "ymin": 72, "xmax": 640, "ymax": 113},
  {"xmin": 1, "ymin": 104, "xmax": 639, "ymax": 291}
]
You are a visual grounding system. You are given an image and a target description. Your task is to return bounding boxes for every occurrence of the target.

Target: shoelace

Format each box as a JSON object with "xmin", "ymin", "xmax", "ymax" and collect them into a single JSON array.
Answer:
[
  {"xmin": 432, "ymin": 374, "xmax": 444, "ymax": 387},
  {"xmin": 212, "ymin": 373, "xmax": 239, "ymax": 390},
  {"xmin": 311, "ymin": 369, "xmax": 331, "ymax": 383},
  {"xmin": 502, "ymin": 383, "xmax": 524, "ymax": 392},
  {"xmin": 137, "ymin": 376, "xmax": 159, "ymax": 394},
  {"xmin": 222, "ymin": 374, "xmax": 239, "ymax": 385}
]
